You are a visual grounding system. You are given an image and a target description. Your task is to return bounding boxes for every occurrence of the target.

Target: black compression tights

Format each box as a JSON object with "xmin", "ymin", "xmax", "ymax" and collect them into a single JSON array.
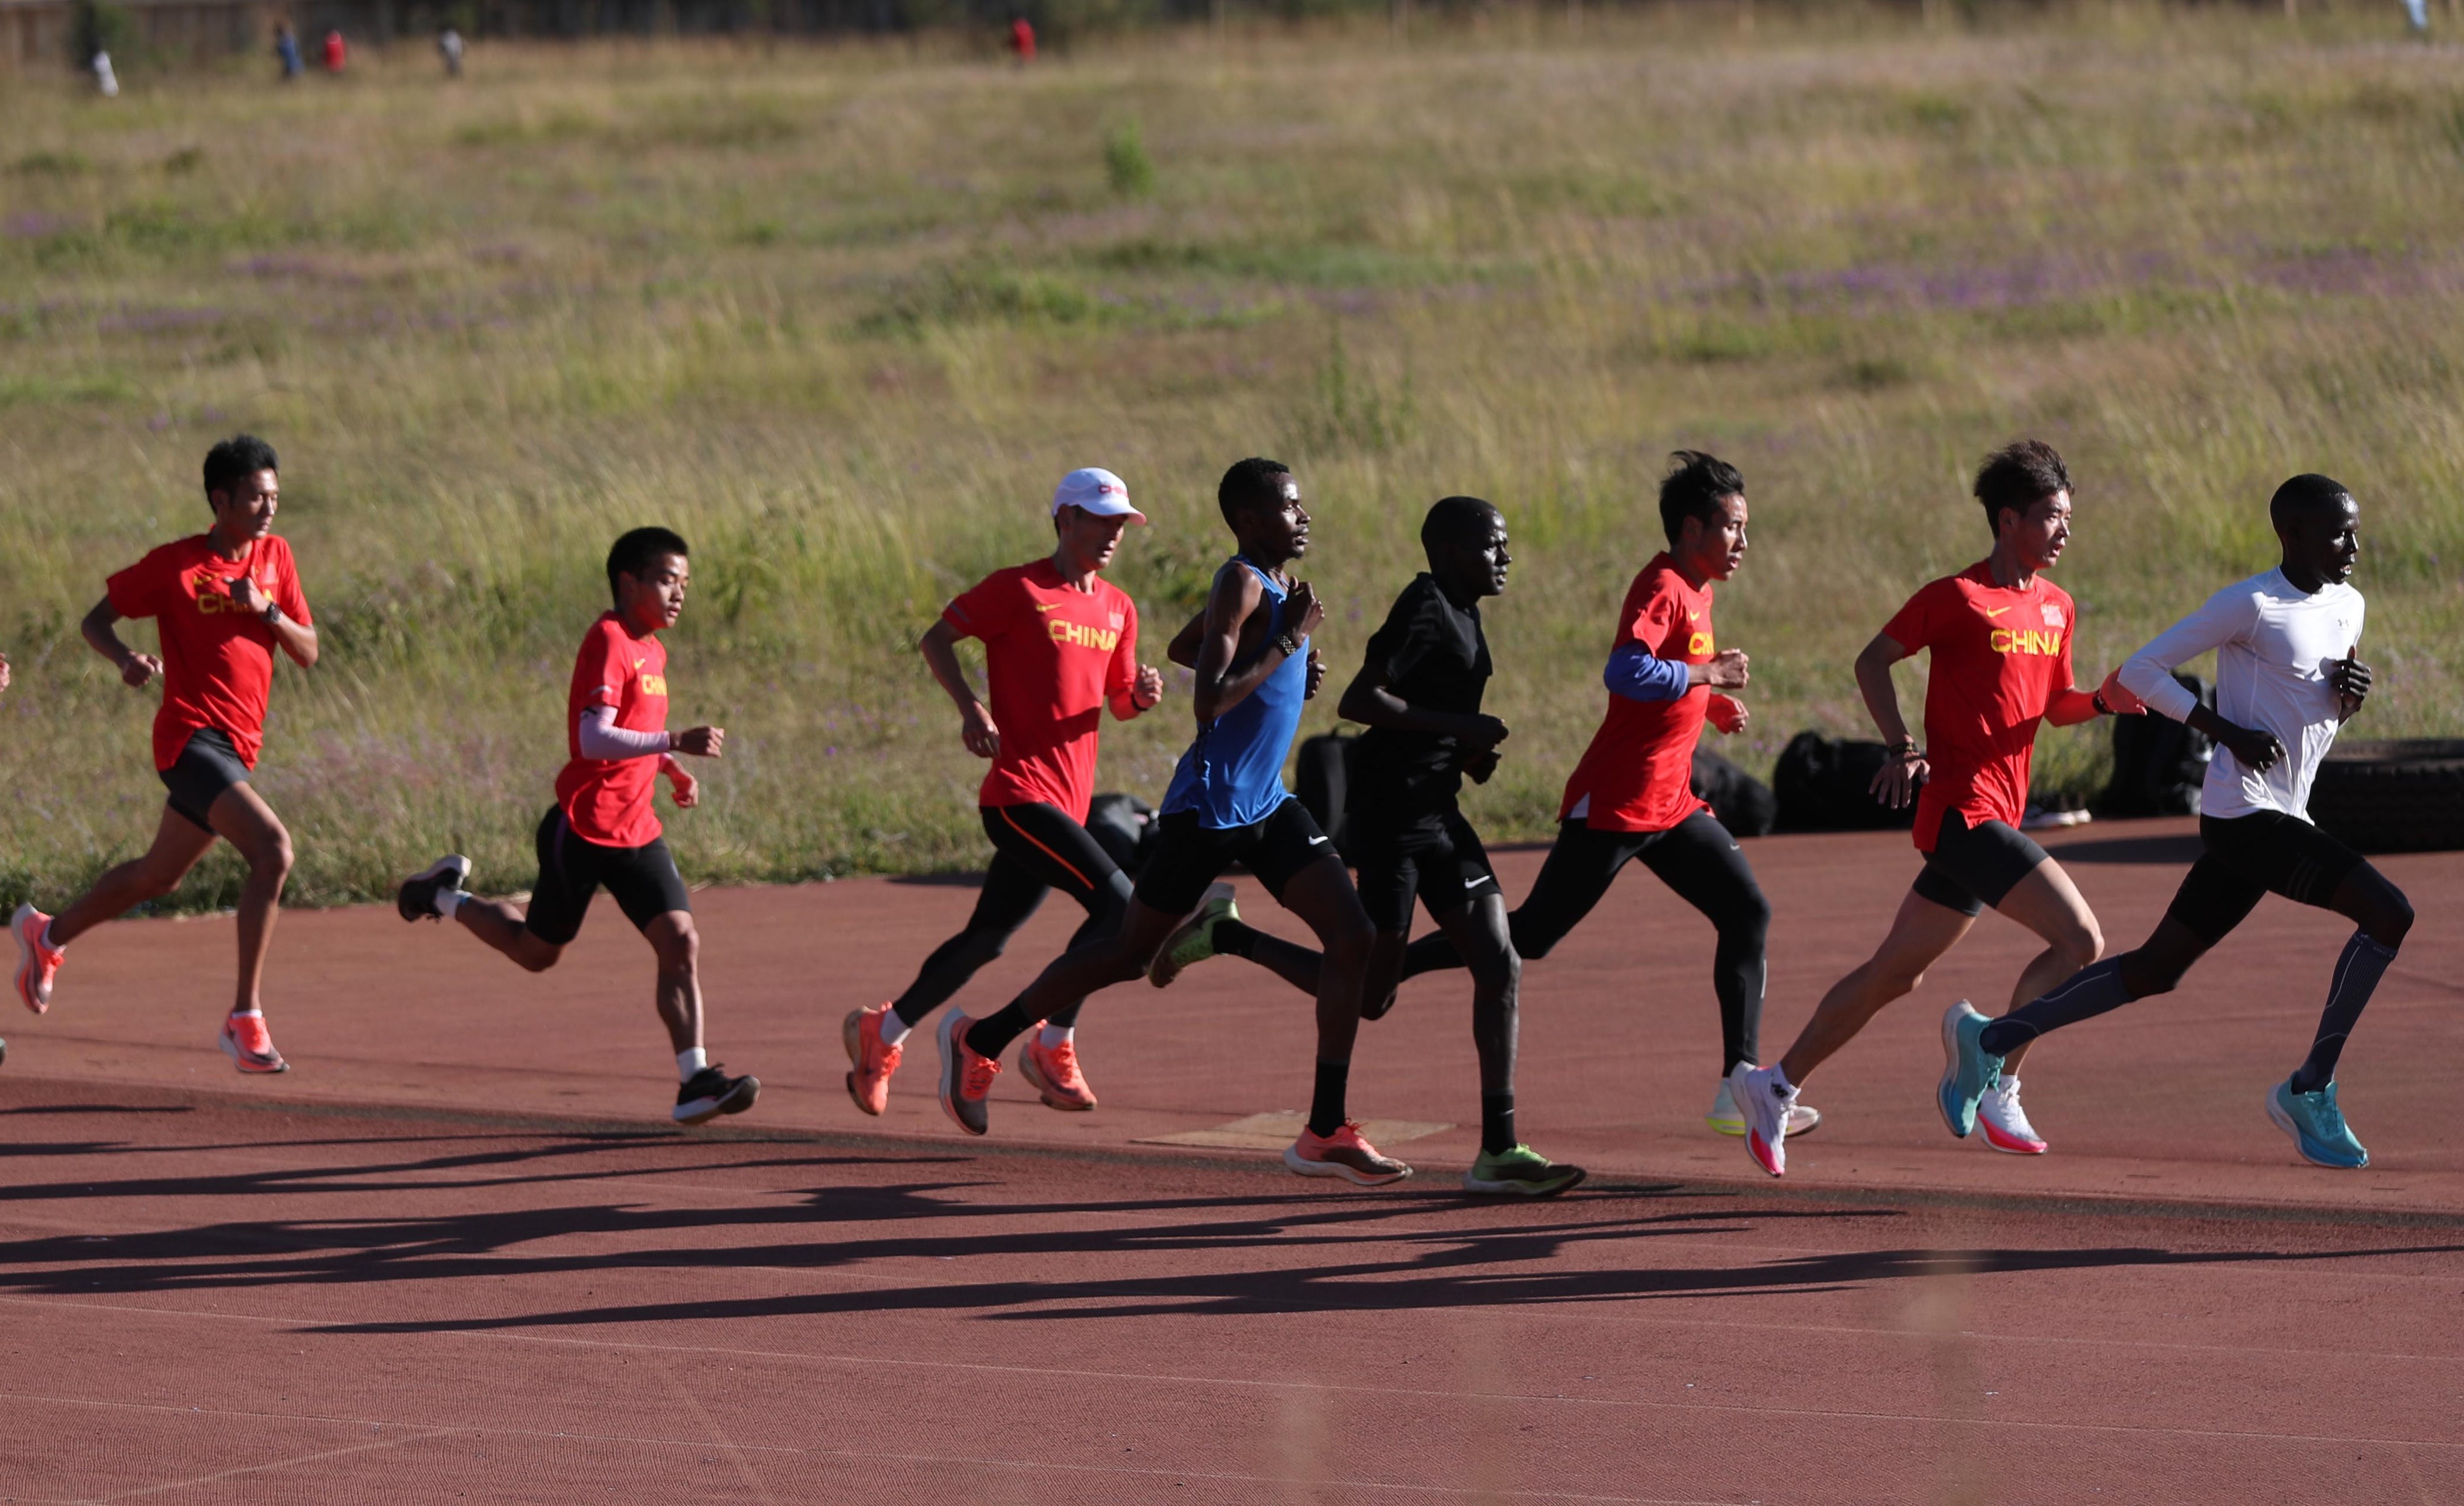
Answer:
[
  {"xmin": 891, "ymin": 803, "xmax": 1132, "ymax": 1032},
  {"xmin": 1398, "ymin": 811, "xmax": 1771, "ymax": 1074}
]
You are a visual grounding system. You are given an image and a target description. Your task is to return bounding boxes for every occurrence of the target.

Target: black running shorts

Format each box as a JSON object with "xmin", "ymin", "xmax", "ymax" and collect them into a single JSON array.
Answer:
[
  {"xmin": 1350, "ymin": 808, "xmax": 1499, "ymax": 933},
  {"xmin": 2164, "ymin": 810, "xmax": 2368, "ymax": 944},
  {"xmin": 1911, "ymin": 809, "xmax": 2049, "ymax": 917},
  {"xmin": 523, "ymin": 806, "xmax": 693, "ymax": 947},
  {"xmin": 160, "ymin": 727, "xmax": 252, "ymax": 831},
  {"xmin": 1133, "ymin": 798, "xmax": 1336, "ymax": 915}
]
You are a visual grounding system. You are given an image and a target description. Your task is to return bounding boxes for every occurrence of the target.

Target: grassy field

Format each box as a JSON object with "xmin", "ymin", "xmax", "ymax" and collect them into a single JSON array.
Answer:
[{"xmin": 3, "ymin": 4, "xmax": 2461, "ymax": 912}]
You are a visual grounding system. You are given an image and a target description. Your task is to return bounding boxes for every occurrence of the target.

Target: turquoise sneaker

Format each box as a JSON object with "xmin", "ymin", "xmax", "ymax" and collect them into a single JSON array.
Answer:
[
  {"xmin": 2267, "ymin": 1079, "xmax": 2368, "ymax": 1169},
  {"xmin": 1147, "ymin": 883, "xmax": 1237, "ymax": 988},
  {"xmin": 1936, "ymin": 1000, "xmax": 2003, "ymax": 1140},
  {"xmin": 1462, "ymin": 1143, "xmax": 1586, "ymax": 1197}
]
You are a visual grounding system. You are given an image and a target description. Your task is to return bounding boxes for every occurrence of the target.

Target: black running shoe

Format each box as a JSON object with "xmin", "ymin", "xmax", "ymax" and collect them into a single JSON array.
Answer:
[
  {"xmin": 398, "ymin": 854, "xmax": 472, "ymax": 923},
  {"xmin": 674, "ymin": 1065, "xmax": 760, "ymax": 1125}
]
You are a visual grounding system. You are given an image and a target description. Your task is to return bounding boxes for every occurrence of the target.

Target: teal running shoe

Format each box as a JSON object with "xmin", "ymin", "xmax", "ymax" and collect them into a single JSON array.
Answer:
[
  {"xmin": 1462, "ymin": 1143, "xmax": 1586, "ymax": 1197},
  {"xmin": 2267, "ymin": 1079, "xmax": 2368, "ymax": 1169},
  {"xmin": 1147, "ymin": 883, "xmax": 1237, "ymax": 989},
  {"xmin": 1936, "ymin": 1000, "xmax": 2003, "ymax": 1140}
]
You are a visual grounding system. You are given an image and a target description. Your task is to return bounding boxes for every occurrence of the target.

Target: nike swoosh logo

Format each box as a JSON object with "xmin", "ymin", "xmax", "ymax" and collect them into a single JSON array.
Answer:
[
  {"xmin": 1034, "ymin": 603, "xmax": 1064, "ymax": 613},
  {"xmin": 1307, "ymin": 835, "xmax": 1329, "ymax": 846},
  {"xmin": 1464, "ymin": 874, "xmax": 1491, "ymax": 889},
  {"xmin": 1686, "ymin": 611, "xmax": 1700, "ymax": 622},
  {"xmin": 1983, "ymin": 607, "xmax": 2011, "ymax": 619}
]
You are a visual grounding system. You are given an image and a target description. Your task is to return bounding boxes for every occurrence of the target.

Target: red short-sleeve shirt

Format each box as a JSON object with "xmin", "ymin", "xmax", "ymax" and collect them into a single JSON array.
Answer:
[
  {"xmin": 1881, "ymin": 561, "xmax": 2077, "ymax": 851},
  {"xmin": 1558, "ymin": 554, "xmax": 1715, "ymax": 834},
  {"xmin": 942, "ymin": 560, "xmax": 1137, "ymax": 823},
  {"xmin": 105, "ymin": 534, "xmax": 313, "ymax": 772},
  {"xmin": 553, "ymin": 613, "xmax": 670, "ymax": 849}
]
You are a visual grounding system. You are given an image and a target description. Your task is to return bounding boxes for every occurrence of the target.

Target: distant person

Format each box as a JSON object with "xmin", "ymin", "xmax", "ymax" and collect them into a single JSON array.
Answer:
[
  {"xmin": 438, "ymin": 25, "xmax": 465, "ymax": 76},
  {"xmin": 321, "ymin": 29, "xmax": 345, "ymax": 75},
  {"xmin": 397, "ymin": 528, "xmax": 760, "ymax": 1128},
  {"xmin": 274, "ymin": 22, "xmax": 303, "ymax": 79},
  {"xmin": 1943, "ymin": 475, "xmax": 2409, "ymax": 1170},
  {"xmin": 1008, "ymin": 13, "xmax": 1035, "ymax": 63},
  {"xmin": 91, "ymin": 50, "xmax": 119, "ymax": 97},
  {"xmin": 12, "ymin": 436, "xmax": 319, "ymax": 1075},
  {"xmin": 2403, "ymin": 0, "xmax": 2429, "ymax": 32}
]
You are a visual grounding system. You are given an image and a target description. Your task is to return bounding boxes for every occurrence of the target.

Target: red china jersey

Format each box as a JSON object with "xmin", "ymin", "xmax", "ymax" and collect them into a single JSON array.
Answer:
[
  {"xmin": 1881, "ymin": 561, "xmax": 2077, "ymax": 851},
  {"xmin": 1558, "ymin": 554, "xmax": 1716, "ymax": 834},
  {"xmin": 942, "ymin": 560, "xmax": 1138, "ymax": 823},
  {"xmin": 105, "ymin": 535, "xmax": 314, "ymax": 772},
  {"xmin": 553, "ymin": 613, "xmax": 670, "ymax": 849}
]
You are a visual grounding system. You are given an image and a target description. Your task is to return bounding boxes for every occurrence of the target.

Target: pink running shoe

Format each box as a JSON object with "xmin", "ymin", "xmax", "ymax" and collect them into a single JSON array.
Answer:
[
  {"xmin": 935, "ymin": 1010, "xmax": 1001, "ymax": 1136},
  {"xmin": 842, "ymin": 1004, "xmax": 905, "ymax": 1117},
  {"xmin": 1019, "ymin": 1031, "xmax": 1097, "ymax": 1112},
  {"xmin": 219, "ymin": 1012, "xmax": 288, "ymax": 1074},
  {"xmin": 12, "ymin": 904, "xmax": 62, "ymax": 1015},
  {"xmin": 1283, "ymin": 1121, "xmax": 1412, "ymax": 1186}
]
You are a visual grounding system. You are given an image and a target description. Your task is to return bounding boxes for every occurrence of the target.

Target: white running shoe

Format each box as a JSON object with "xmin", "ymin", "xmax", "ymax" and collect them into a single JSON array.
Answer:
[
  {"xmin": 1705, "ymin": 1076, "xmax": 1822, "ymax": 1139},
  {"xmin": 1977, "ymin": 1075, "xmax": 2048, "ymax": 1155},
  {"xmin": 1728, "ymin": 1061, "xmax": 1795, "ymax": 1177}
]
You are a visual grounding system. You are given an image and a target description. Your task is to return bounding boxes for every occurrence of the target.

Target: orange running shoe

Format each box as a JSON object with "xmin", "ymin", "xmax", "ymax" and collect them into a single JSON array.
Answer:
[
  {"xmin": 935, "ymin": 1010, "xmax": 1001, "ymax": 1136},
  {"xmin": 843, "ymin": 1004, "xmax": 905, "ymax": 1116},
  {"xmin": 11, "ymin": 903, "xmax": 62, "ymax": 1015},
  {"xmin": 1284, "ymin": 1121, "xmax": 1412, "ymax": 1186},
  {"xmin": 218, "ymin": 1011, "xmax": 288, "ymax": 1074},
  {"xmin": 1019, "ymin": 1031, "xmax": 1097, "ymax": 1112}
]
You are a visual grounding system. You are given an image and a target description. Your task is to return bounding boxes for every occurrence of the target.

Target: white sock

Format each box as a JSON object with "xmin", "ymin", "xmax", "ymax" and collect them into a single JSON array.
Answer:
[
  {"xmin": 1770, "ymin": 1065, "xmax": 1795, "ymax": 1095},
  {"xmin": 232, "ymin": 1008, "xmax": 261, "ymax": 1019},
  {"xmin": 876, "ymin": 1008, "xmax": 911, "ymax": 1047},
  {"xmin": 1038, "ymin": 1022, "xmax": 1073, "ymax": 1049},
  {"xmin": 435, "ymin": 888, "xmax": 464, "ymax": 920},
  {"xmin": 677, "ymin": 1047, "xmax": 707, "ymax": 1082}
]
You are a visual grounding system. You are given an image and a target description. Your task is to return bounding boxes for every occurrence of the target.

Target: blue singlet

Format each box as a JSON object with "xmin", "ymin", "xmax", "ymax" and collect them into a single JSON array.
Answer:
[{"xmin": 1160, "ymin": 558, "xmax": 1310, "ymax": 830}]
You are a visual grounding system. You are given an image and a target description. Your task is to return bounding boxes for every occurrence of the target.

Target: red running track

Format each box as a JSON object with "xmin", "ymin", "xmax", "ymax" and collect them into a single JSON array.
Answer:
[{"xmin": 1, "ymin": 818, "xmax": 2459, "ymax": 1499}]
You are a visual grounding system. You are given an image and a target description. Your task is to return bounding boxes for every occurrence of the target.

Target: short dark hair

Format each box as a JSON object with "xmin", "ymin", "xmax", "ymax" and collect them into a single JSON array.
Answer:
[
  {"xmin": 202, "ymin": 435, "xmax": 279, "ymax": 501},
  {"xmin": 1217, "ymin": 457, "xmax": 1293, "ymax": 527},
  {"xmin": 1974, "ymin": 440, "xmax": 2071, "ymax": 535},
  {"xmin": 607, "ymin": 526, "xmax": 689, "ymax": 600},
  {"xmin": 1659, "ymin": 450, "xmax": 1744, "ymax": 544},
  {"xmin": 2268, "ymin": 474, "xmax": 2353, "ymax": 531},
  {"xmin": 1420, "ymin": 495, "xmax": 1500, "ymax": 554}
]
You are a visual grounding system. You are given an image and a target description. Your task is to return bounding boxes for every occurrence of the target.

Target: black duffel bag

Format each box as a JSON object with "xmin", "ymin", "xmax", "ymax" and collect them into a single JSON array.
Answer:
[
  {"xmin": 1692, "ymin": 746, "xmax": 1778, "ymax": 837},
  {"xmin": 1773, "ymin": 730, "xmax": 1919, "ymax": 832},
  {"xmin": 1085, "ymin": 792, "xmax": 1159, "ymax": 876},
  {"xmin": 2097, "ymin": 672, "xmax": 2213, "ymax": 817}
]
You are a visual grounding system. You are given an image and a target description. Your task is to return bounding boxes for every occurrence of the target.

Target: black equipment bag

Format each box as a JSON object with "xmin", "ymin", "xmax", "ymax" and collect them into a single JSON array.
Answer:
[
  {"xmin": 2096, "ymin": 672, "xmax": 2213, "ymax": 817},
  {"xmin": 1085, "ymin": 792, "xmax": 1159, "ymax": 876},
  {"xmin": 1691, "ymin": 746, "xmax": 1778, "ymax": 837},
  {"xmin": 1773, "ymin": 730, "xmax": 1919, "ymax": 832}
]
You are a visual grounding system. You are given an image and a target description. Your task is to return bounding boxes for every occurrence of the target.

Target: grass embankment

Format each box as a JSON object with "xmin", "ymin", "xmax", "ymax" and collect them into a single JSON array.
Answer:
[{"xmin": 3, "ymin": 6, "xmax": 2460, "ymax": 911}]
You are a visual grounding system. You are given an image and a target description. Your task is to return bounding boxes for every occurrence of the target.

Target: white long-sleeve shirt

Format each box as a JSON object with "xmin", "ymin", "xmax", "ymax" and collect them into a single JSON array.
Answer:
[{"xmin": 2118, "ymin": 566, "xmax": 2364, "ymax": 822}]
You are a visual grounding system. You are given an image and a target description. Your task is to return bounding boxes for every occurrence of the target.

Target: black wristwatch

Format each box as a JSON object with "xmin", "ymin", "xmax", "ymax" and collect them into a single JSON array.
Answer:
[
  {"xmin": 1273, "ymin": 631, "xmax": 1303, "ymax": 659},
  {"xmin": 2091, "ymin": 689, "xmax": 2113, "ymax": 716}
]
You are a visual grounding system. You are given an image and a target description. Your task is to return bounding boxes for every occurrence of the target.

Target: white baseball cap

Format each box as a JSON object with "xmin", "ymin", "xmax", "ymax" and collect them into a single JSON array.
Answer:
[{"xmin": 1050, "ymin": 467, "xmax": 1144, "ymax": 524}]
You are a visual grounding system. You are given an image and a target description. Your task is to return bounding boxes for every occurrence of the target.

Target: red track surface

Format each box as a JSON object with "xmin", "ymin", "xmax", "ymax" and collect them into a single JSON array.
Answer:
[{"xmin": 3, "ymin": 819, "xmax": 2460, "ymax": 1500}]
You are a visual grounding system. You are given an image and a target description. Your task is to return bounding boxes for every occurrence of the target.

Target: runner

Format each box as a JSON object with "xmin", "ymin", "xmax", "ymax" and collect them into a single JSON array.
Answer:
[
  {"xmin": 1146, "ymin": 495, "xmax": 1585, "ymax": 1195},
  {"xmin": 1942, "ymin": 474, "xmax": 2410, "ymax": 1169},
  {"xmin": 842, "ymin": 468, "xmax": 1163, "ymax": 1118},
  {"xmin": 933, "ymin": 458, "xmax": 1411, "ymax": 1185},
  {"xmin": 1361, "ymin": 451, "xmax": 1821, "ymax": 1145},
  {"xmin": 394, "ymin": 526, "xmax": 757, "ymax": 1126},
  {"xmin": 12, "ymin": 436, "xmax": 318, "ymax": 1074},
  {"xmin": 1733, "ymin": 440, "xmax": 2131, "ymax": 1176}
]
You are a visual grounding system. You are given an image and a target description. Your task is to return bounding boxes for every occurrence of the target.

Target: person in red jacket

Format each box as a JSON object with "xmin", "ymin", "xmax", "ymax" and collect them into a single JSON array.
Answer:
[
  {"xmin": 1008, "ymin": 14, "xmax": 1036, "ymax": 63},
  {"xmin": 321, "ymin": 29, "xmax": 346, "ymax": 73},
  {"xmin": 396, "ymin": 527, "xmax": 756, "ymax": 1126},
  {"xmin": 13, "ymin": 436, "xmax": 318, "ymax": 1074}
]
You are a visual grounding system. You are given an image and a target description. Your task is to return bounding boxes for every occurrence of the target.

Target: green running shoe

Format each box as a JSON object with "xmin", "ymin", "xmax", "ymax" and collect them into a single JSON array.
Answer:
[
  {"xmin": 2267, "ymin": 1078, "xmax": 2368, "ymax": 1169},
  {"xmin": 1148, "ymin": 883, "xmax": 1237, "ymax": 988},
  {"xmin": 1462, "ymin": 1143, "xmax": 1586, "ymax": 1197}
]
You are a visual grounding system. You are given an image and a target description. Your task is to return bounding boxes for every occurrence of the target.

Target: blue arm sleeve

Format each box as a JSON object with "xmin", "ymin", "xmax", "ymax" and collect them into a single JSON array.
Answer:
[{"xmin": 1604, "ymin": 642, "xmax": 1691, "ymax": 703}]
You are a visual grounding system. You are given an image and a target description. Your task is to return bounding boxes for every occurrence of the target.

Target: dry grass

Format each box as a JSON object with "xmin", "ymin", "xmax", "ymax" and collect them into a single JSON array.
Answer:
[{"xmin": 3, "ymin": 3, "xmax": 2460, "ymax": 910}]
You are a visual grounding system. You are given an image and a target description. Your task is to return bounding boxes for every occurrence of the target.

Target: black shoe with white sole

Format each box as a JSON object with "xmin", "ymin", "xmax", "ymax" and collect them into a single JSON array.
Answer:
[
  {"xmin": 398, "ymin": 854, "xmax": 473, "ymax": 923},
  {"xmin": 674, "ymin": 1065, "xmax": 760, "ymax": 1125}
]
